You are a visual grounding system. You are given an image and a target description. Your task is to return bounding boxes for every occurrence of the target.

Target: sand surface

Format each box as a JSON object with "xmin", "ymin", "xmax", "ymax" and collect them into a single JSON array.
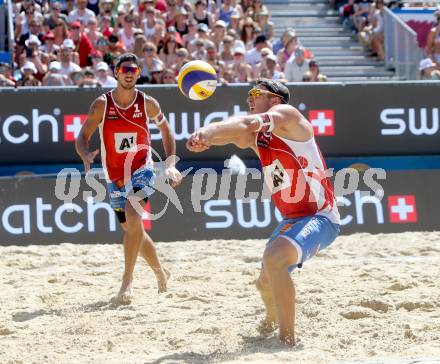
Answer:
[{"xmin": 1, "ymin": 232, "xmax": 440, "ymax": 364}]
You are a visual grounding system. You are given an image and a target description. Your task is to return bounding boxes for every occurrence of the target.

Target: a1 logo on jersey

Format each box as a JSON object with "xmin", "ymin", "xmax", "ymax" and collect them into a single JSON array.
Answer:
[
  {"xmin": 64, "ymin": 115, "xmax": 87, "ymax": 141},
  {"xmin": 308, "ymin": 110, "xmax": 335, "ymax": 136},
  {"xmin": 388, "ymin": 195, "xmax": 417, "ymax": 223},
  {"xmin": 115, "ymin": 132, "xmax": 137, "ymax": 153}
]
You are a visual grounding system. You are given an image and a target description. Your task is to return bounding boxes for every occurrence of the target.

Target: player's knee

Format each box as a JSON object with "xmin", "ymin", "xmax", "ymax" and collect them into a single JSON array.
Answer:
[
  {"xmin": 263, "ymin": 238, "xmax": 297, "ymax": 272},
  {"xmin": 124, "ymin": 210, "xmax": 141, "ymax": 231}
]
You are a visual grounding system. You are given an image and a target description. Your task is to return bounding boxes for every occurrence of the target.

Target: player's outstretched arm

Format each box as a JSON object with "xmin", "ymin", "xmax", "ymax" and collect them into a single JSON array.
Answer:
[
  {"xmin": 146, "ymin": 96, "xmax": 182, "ymax": 187},
  {"xmin": 75, "ymin": 96, "xmax": 105, "ymax": 173}
]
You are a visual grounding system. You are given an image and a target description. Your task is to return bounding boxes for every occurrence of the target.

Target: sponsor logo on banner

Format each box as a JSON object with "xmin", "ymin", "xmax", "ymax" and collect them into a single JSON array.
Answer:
[
  {"xmin": 308, "ymin": 110, "xmax": 335, "ymax": 136},
  {"xmin": 64, "ymin": 114, "xmax": 87, "ymax": 141},
  {"xmin": 387, "ymin": 195, "xmax": 417, "ymax": 223},
  {"xmin": 380, "ymin": 108, "xmax": 439, "ymax": 136}
]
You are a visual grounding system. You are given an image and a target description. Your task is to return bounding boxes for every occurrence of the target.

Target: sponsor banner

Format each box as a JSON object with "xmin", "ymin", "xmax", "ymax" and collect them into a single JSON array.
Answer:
[
  {"xmin": 393, "ymin": 8, "xmax": 436, "ymax": 48},
  {"xmin": 0, "ymin": 83, "xmax": 439, "ymax": 164},
  {"xmin": 0, "ymin": 169, "xmax": 439, "ymax": 246}
]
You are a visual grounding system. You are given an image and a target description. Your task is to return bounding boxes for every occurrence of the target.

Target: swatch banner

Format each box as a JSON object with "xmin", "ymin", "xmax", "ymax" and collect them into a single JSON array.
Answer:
[
  {"xmin": 0, "ymin": 83, "xmax": 439, "ymax": 164},
  {"xmin": 0, "ymin": 169, "xmax": 438, "ymax": 246}
]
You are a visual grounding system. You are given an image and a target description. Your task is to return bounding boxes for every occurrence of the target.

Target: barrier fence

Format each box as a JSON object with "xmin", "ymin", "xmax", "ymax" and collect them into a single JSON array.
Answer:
[
  {"xmin": 0, "ymin": 169, "xmax": 439, "ymax": 246},
  {"xmin": 0, "ymin": 82, "xmax": 439, "ymax": 165}
]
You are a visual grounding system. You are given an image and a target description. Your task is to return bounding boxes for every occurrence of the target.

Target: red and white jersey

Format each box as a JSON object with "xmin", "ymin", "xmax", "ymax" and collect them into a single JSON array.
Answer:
[
  {"xmin": 257, "ymin": 131, "xmax": 340, "ymax": 224},
  {"xmin": 99, "ymin": 90, "xmax": 154, "ymax": 182}
]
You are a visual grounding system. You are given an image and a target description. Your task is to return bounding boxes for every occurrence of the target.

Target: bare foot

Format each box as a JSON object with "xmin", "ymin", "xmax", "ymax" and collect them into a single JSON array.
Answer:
[
  {"xmin": 279, "ymin": 333, "xmax": 295, "ymax": 347},
  {"xmin": 111, "ymin": 283, "xmax": 133, "ymax": 305},
  {"xmin": 257, "ymin": 317, "xmax": 278, "ymax": 335},
  {"xmin": 154, "ymin": 268, "xmax": 170, "ymax": 293}
]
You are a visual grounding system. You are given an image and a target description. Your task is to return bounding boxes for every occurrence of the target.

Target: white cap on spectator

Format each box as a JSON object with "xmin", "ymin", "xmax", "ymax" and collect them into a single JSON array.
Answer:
[
  {"xmin": 62, "ymin": 38, "xmax": 75, "ymax": 49},
  {"xmin": 25, "ymin": 34, "xmax": 41, "ymax": 47},
  {"xmin": 233, "ymin": 45, "xmax": 245, "ymax": 55},
  {"xmin": 21, "ymin": 61, "xmax": 37, "ymax": 74},
  {"xmin": 215, "ymin": 20, "xmax": 227, "ymax": 29},
  {"xmin": 419, "ymin": 58, "xmax": 436, "ymax": 71},
  {"xmin": 49, "ymin": 61, "xmax": 61, "ymax": 71},
  {"xmin": 96, "ymin": 61, "xmax": 109, "ymax": 71},
  {"xmin": 266, "ymin": 53, "xmax": 277, "ymax": 62}
]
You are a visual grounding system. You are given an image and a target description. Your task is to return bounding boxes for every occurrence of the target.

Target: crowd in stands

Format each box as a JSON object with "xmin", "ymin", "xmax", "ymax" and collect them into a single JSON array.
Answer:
[
  {"xmin": 335, "ymin": 0, "xmax": 440, "ymax": 79},
  {"xmin": 0, "ymin": 0, "xmax": 329, "ymax": 87}
]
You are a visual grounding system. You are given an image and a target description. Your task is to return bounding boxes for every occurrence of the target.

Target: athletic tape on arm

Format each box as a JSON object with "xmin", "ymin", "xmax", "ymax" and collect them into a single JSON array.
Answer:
[
  {"xmin": 150, "ymin": 110, "xmax": 165, "ymax": 126},
  {"xmin": 255, "ymin": 113, "xmax": 275, "ymax": 133}
]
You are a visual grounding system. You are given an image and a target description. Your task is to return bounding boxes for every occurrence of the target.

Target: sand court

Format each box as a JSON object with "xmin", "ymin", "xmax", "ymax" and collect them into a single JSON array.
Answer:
[{"xmin": 1, "ymin": 232, "xmax": 440, "ymax": 364}]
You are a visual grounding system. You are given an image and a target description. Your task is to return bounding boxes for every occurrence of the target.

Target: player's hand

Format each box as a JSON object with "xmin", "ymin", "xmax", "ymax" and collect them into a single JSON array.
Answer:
[
  {"xmin": 186, "ymin": 129, "xmax": 211, "ymax": 152},
  {"xmin": 81, "ymin": 149, "xmax": 99, "ymax": 173},
  {"xmin": 165, "ymin": 166, "xmax": 182, "ymax": 187}
]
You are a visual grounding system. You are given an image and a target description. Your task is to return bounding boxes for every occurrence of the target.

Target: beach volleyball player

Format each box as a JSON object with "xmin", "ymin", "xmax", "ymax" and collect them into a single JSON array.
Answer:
[
  {"xmin": 186, "ymin": 79, "xmax": 340, "ymax": 345},
  {"xmin": 76, "ymin": 53, "xmax": 182, "ymax": 303}
]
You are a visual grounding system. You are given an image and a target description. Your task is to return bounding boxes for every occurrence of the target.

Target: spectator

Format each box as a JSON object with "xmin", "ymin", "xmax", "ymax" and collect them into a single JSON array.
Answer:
[
  {"xmin": 259, "ymin": 52, "xmax": 286, "ymax": 81},
  {"xmin": 99, "ymin": 0, "xmax": 116, "ymax": 20},
  {"xmin": 172, "ymin": 47, "xmax": 189, "ymax": 74},
  {"xmin": 70, "ymin": 70, "xmax": 85, "ymax": 86},
  {"xmin": 425, "ymin": 9, "xmax": 440, "ymax": 67},
  {"xmin": 98, "ymin": 15, "xmax": 114, "ymax": 38},
  {"xmin": 220, "ymin": 35, "xmax": 235, "ymax": 65},
  {"xmin": 68, "ymin": 0, "xmax": 96, "ymax": 26},
  {"xmin": 217, "ymin": 0, "xmax": 237, "ymax": 26},
  {"xmin": 42, "ymin": 61, "xmax": 73, "ymax": 86},
  {"xmin": 139, "ymin": 42, "xmax": 164, "ymax": 83},
  {"xmin": 369, "ymin": 0, "xmax": 385, "ymax": 61},
  {"xmin": 205, "ymin": 42, "xmax": 226, "ymax": 77},
  {"xmin": 119, "ymin": 15, "xmax": 138, "ymax": 52},
  {"xmin": 188, "ymin": 23, "xmax": 210, "ymax": 53},
  {"xmin": 134, "ymin": 34, "xmax": 148, "ymax": 58},
  {"xmin": 53, "ymin": 19, "xmax": 69, "ymax": 46},
  {"xmin": 85, "ymin": 17, "xmax": 103, "ymax": 49},
  {"xmin": 308, "ymin": 60, "xmax": 327, "ymax": 81},
  {"xmin": 353, "ymin": 0, "xmax": 373, "ymax": 33},
  {"xmin": 40, "ymin": 31, "xmax": 59, "ymax": 59},
  {"xmin": 70, "ymin": 21, "xmax": 93, "ymax": 67},
  {"xmin": 20, "ymin": 61, "xmax": 38, "ymax": 81},
  {"xmin": 174, "ymin": 7, "xmax": 189, "ymax": 37},
  {"xmin": 211, "ymin": 20, "xmax": 227, "ymax": 50},
  {"xmin": 107, "ymin": 34, "xmax": 126, "ymax": 58},
  {"xmin": 58, "ymin": 42, "xmax": 81, "ymax": 76},
  {"xmin": 162, "ymin": 68, "xmax": 176, "ymax": 83},
  {"xmin": 90, "ymin": 50, "xmax": 104, "ymax": 68},
  {"xmin": 284, "ymin": 46, "xmax": 310, "ymax": 82},
  {"xmin": 0, "ymin": 63, "xmax": 16, "ymax": 87},
  {"xmin": 95, "ymin": 61, "xmax": 117, "ymax": 87},
  {"xmin": 240, "ymin": 17, "xmax": 257, "ymax": 50},
  {"xmin": 15, "ymin": 2, "xmax": 43, "ymax": 40},
  {"xmin": 191, "ymin": 37, "xmax": 207, "ymax": 60},
  {"xmin": 21, "ymin": 35, "xmax": 47, "ymax": 79},
  {"xmin": 159, "ymin": 34, "xmax": 181, "ymax": 68},
  {"xmin": 182, "ymin": 19, "xmax": 199, "ymax": 48},
  {"xmin": 255, "ymin": 8, "xmax": 274, "ymax": 41},
  {"xmin": 194, "ymin": 0, "xmax": 214, "ymax": 28},
  {"xmin": 151, "ymin": 63, "xmax": 165, "ymax": 84},
  {"xmin": 166, "ymin": 26, "xmax": 184, "ymax": 46},
  {"xmin": 43, "ymin": 1, "xmax": 68, "ymax": 31},
  {"xmin": 229, "ymin": 11, "xmax": 241, "ymax": 34},
  {"xmin": 276, "ymin": 30, "xmax": 297, "ymax": 72},
  {"xmin": 141, "ymin": 6, "xmax": 165, "ymax": 45},
  {"xmin": 77, "ymin": 68, "xmax": 101, "ymax": 88},
  {"xmin": 164, "ymin": 0, "xmax": 178, "ymax": 28},
  {"xmin": 245, "ymin": 34, "xmax": 270, "ymax": 66},
  {"xmin": 61, "ymin": 38, "xmax": 81, "ymax": 66},
  {"xmin": 419, "ymin": 58, "xmax": 440, "ymax": 80},
  {"xmin": 229, "ymin": 44, "xmax": 253, "ymax": 82},
  {"xmin": 250, "ymin": 0, "xmax": 269, "ymax": 21},
  {"xmin": 16, "ymin": 17, "xmax": 44, "ymax": 63},
  {"xmin": 20, "ymin": 75, "xmax": 42, "ymax": 87}
]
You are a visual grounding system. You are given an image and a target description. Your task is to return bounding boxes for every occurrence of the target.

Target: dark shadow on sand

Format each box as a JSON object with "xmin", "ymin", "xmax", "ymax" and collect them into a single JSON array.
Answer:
[{"xmin": 145, "ymin": 334, "xmax": 304, "ymax": 364}]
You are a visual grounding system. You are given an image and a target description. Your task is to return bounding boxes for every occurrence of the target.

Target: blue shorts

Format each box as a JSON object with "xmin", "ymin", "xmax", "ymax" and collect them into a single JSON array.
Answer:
[
  {"xmin": 267, "ymin": 215, "xmax": 340, "ymax": 272},
  {"xmin": 107, "ymin": 167, "xmax": 156, "ymax": 212}
]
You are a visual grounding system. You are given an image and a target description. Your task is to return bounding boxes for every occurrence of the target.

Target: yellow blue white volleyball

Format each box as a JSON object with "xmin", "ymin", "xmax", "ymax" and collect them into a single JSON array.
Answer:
[{"xmin": 177, "ymin": 60, "xmax": 217, "ymax": 100}]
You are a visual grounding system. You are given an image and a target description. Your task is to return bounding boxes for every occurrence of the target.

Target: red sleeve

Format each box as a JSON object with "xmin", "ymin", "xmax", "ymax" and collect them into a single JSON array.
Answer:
[{"xmin": 78, "ymin": 34, "xmax": 94, "ymax": 67}]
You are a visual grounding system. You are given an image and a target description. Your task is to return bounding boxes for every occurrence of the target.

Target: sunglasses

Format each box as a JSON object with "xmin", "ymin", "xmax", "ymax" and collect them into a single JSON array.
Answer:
[
  {"xmin": 144, "ymin": 48, "xmax": 155, "ymax": 52},
  {"xmin": 248, "ymin": 88, "xmax": 282, "ymax": 99},
  {"xmin": 118, "ymin": 66, "xmax": 139, "ymax": 74}
]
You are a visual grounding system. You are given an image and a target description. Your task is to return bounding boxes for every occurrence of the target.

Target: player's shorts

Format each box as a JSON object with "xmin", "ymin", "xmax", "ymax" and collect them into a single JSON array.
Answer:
[
  {"xmin": 106, "ymin": 167, "xmax": 156, "ymax": 223},
  {"xmin": 267, "ymin": 215, "xmax": 340, "ymax": 272}
]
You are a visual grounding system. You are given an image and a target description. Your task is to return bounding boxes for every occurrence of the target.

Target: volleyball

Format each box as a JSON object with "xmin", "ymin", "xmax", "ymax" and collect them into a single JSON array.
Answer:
[{"xmin": 177, "ymin": 60, "xmax": 217, "ymax": 101}]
